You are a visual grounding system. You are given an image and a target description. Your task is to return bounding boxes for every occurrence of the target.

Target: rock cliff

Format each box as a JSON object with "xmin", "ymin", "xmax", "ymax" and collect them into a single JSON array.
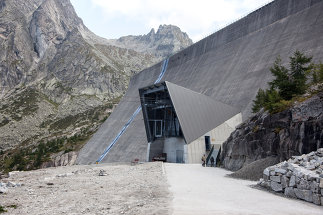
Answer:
[{"xmin": 220, "ymin": 91, "xmax": 323, "ymax": 171}]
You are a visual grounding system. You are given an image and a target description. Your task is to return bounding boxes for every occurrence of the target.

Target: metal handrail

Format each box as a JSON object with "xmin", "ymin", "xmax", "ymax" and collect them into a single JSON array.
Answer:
[{"xmin": 206, "ymin": 145, "xmax": 215, "ymax": 166}]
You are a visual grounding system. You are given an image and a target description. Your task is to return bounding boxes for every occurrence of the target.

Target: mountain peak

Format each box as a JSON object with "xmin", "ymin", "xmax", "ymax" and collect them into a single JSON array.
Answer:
[
  {"xmin": 111, "ymin": 24, "xmax": 193, "ymax": 58},
  {"xmin": 147, "ymin": 28, "xmax": 155, "ymax": 36}
]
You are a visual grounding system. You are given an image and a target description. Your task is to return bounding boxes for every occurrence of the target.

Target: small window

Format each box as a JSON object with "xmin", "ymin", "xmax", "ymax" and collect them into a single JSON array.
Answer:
[{"xmin": 155, "ymin": 120, "xmax": 163, "ymax": 137}]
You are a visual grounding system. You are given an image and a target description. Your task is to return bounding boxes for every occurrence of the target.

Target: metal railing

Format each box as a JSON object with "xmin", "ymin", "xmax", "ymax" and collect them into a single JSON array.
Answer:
[{"xmin": 206, "ymin": 145, "xmax": 215, "ymax": 166}]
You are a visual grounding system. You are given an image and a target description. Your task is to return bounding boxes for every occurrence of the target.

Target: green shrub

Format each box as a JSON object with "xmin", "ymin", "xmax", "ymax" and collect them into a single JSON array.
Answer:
[
  {"xmin": 252, "ymin": 51, "xmax": 320, "ymax": 114},
  {"xmin": 8, "ymin": 205, "xmax": 17, "ymax": 209},
  {"xmin": 0, "ymin": 205, "xmax": 7, "ymax": 213},
  {"xmin": 312, "ymin": 63, "xmax": 323, "ymax": 83}
]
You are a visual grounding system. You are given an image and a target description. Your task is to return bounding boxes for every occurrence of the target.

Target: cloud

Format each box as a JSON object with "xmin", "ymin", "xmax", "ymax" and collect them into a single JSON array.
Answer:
[{"xmin": 90, "ymin": 0, "xmax": 273, "ymax": 41}]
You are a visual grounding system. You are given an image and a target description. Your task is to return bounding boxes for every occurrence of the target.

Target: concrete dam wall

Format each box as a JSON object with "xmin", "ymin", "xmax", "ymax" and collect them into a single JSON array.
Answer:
[{"xmin": 77, "ymin": 0, "xmax": 323, "ymax": 164}]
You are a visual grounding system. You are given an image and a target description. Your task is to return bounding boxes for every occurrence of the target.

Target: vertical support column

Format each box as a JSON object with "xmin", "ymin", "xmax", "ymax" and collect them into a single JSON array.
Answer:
[
  {"xmin": 146, "ymin": 142, "xmax": 151, "ymax": 162},
  {"xmin": 184, "ymin": 144, "xmax": 188, "ymax": 164}
]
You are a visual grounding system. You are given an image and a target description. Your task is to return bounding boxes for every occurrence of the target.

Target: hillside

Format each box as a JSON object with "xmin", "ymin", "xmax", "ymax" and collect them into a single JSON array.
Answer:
[{"xmin": 0, "ymin": 0, "xmax": 192, "ymax": 171}]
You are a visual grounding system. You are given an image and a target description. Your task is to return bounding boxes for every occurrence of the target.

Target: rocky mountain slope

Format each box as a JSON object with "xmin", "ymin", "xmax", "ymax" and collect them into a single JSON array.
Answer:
[
  {"xmin": 0, "ymin": 0, "xmax": 192, "ymax": 171},
  {"xmin": 220, "ymin": 90, "xmax": 323, "ymax": 171},
  {"xmin": 109, "ymin": 25, "xmax": 193, "ymax": 58}
]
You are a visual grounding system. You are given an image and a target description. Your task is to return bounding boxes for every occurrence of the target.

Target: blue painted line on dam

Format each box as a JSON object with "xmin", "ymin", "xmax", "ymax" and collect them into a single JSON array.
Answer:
[{"xmin": 96, "ymin": 58, "xmax": 169, "ymax": 163}]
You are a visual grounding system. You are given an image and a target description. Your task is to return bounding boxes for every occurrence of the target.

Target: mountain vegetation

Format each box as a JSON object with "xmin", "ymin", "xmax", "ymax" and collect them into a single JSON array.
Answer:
[{"xmin": 252, "ymin": 51, "xmax": 323, "ymax": 113}]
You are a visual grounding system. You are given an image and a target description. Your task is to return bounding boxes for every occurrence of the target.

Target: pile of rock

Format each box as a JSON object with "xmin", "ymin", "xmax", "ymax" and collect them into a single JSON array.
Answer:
[
  {"xmin": 0, "ymin": 181, "xmax": 23, "ymax": 194},
  {"xmin": 259, "ymin": 148, "xmax": 323, "ymax": 205}
]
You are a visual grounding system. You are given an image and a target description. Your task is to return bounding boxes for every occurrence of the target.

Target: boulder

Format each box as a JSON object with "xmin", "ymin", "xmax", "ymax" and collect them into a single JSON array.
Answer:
[
  {"xmin": 294, "ymin": 189, "xmax": 313, "ymax": 202},
  {"xmin": 0, "ymin": 186, "xmax": 8, "ymax": 194},
  {"xmin": 320, "ymin": 178, "xmax": 323, "ymax": 188},
  {"xmin": 284, "ymin": 187, "xmax": 296, "ymax": 198},
  {"xmin": 275, "ymin": 168, "xmax": 287, "ymax": 174},
  {"xmin": 281, "ymin": 176, "xmax": 289, "ymax": 189},
  {"xmin": 312, "ymin": 194, "xmax": 321, "ymax": 205},
  {"xmin": 297, "ymin": 179, "xmax": 310, "ymax": 190},
  {"xmin": 271, "ymin": 181, "xmax": 283, "ymax": 192},
  {"xmin": 270, "ymin": 175, "xmax": 281, "ymax": 183},
  {"xmin": 310, "ymin": 181, "xmax": 319, "ymax": 193},
  {"xmin": 289, "ymin": 176, "xmax": 296, "ymax": 187}
]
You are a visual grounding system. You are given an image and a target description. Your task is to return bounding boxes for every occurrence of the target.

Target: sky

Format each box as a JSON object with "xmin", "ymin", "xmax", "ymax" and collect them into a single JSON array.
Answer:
[{"xmin": 70, "ymin": 0, "xmax": 273, "ymax": 42}]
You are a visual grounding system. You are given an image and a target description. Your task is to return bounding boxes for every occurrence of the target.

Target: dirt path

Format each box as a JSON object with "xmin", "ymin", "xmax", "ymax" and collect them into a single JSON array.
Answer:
[
  {"xmin": 0, "ymin": 162, "xmax": 170, "ymax": 215},
  {"xmin": 165, "ymin": 163, "xmax": 322, "ymax": 215}
]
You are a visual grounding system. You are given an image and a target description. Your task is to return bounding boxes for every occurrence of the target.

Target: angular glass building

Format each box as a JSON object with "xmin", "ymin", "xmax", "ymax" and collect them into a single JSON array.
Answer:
[{"xmin": 139, "ymin": 81, "xmax": 242, "ymax": 164}]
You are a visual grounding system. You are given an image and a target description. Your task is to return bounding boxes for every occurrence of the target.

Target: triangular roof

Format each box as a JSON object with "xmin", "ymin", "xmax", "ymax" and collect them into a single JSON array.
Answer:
[{"xmin": 165, "ymin": 81, "xmax": 240, "ymax": 143}]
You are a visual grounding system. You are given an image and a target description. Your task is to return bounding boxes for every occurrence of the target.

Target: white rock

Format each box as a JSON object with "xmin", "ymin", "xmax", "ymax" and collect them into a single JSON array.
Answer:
[
  {"xmin": 56, "ymin": 173, "xmax": 73, "ymax": 178},
  {"xmin": 7, "ymin": 181, "xmax": 17, "ymax": 187},
  {"xmin": 8, "ymin": 171, "xmax": 20, "ymax": 177},
  {"xmin": 275, "ymin": 168, "xmax": 287, "ymax": 174},
  {"xmin": 320, "ymin": 178, "xmax": 323, "ymax": 188},
  {"xmin": 0, "ymin": 186, "xmax": 8, "ymax": 194}
]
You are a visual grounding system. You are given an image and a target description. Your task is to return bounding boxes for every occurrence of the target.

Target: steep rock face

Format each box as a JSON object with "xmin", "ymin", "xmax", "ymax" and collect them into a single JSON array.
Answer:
[
  {"xmin": 0, "ymin": 0, "xmax": 156, "ymax": 98},
  {"xmin": 220, "ymin": 92, "xmax": 323, "ymax": 171},
  {"xmin": 109, "ymin": 24, "xmax": 193, "ymax": 58}
]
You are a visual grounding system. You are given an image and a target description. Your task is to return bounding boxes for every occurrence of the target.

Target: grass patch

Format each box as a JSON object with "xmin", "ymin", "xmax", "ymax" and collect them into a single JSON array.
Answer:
[
  {"xmin": 8, "ymin": 205, "xmax": 17, "ymax": 209},
  {"xmin": 0, "ymin": 205, "xmax": 7, "ymax": 213}
]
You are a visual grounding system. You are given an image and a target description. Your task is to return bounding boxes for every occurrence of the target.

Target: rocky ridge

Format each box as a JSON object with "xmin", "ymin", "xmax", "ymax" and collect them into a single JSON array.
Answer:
[
  {"xmin": 220, "ymin": 91, "xmax": 323, "ymax": 171},
  {"xmin": 109, "ymin": 24, "xmax": 193, "ymax": 58},
  {"xmin": 259, "ymin": 148, "xmax": 323, "ymax": 206}
]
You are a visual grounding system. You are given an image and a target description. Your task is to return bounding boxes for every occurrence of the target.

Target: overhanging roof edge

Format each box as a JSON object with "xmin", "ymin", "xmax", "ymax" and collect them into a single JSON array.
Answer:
[{"xmin": 165, "ymin": 81, "xmax": 241, "ymax": 143}]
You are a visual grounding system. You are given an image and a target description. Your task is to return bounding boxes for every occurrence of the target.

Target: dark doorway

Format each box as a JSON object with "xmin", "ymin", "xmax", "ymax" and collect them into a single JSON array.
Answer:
[
  {"xmin": 176, "ymin": 150, "xmax": 184, "ymax": 163},
  {"xmin": 205, "ymin": 136, "xmax": 211, "ymax": 151}
]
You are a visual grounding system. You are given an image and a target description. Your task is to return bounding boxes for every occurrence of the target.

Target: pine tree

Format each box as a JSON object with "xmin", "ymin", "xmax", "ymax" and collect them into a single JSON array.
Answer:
[
  {"xmin": 312, "ymin": 63, "xmax": 323, "ymax": 83},
  {"xmin": 289, "ymin": 50, "xmax": 312, "ymax": 95},
  {"xmin": 269, "ymin": 57, "xmax": 294, "ymax": 100},
  {"xmin": 252, "ymin": 51, "xmax": 314, "ymax": 114},
  {"xmin": 252, "ymin": 89, "xmax": 266, "ymax": 113}
]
